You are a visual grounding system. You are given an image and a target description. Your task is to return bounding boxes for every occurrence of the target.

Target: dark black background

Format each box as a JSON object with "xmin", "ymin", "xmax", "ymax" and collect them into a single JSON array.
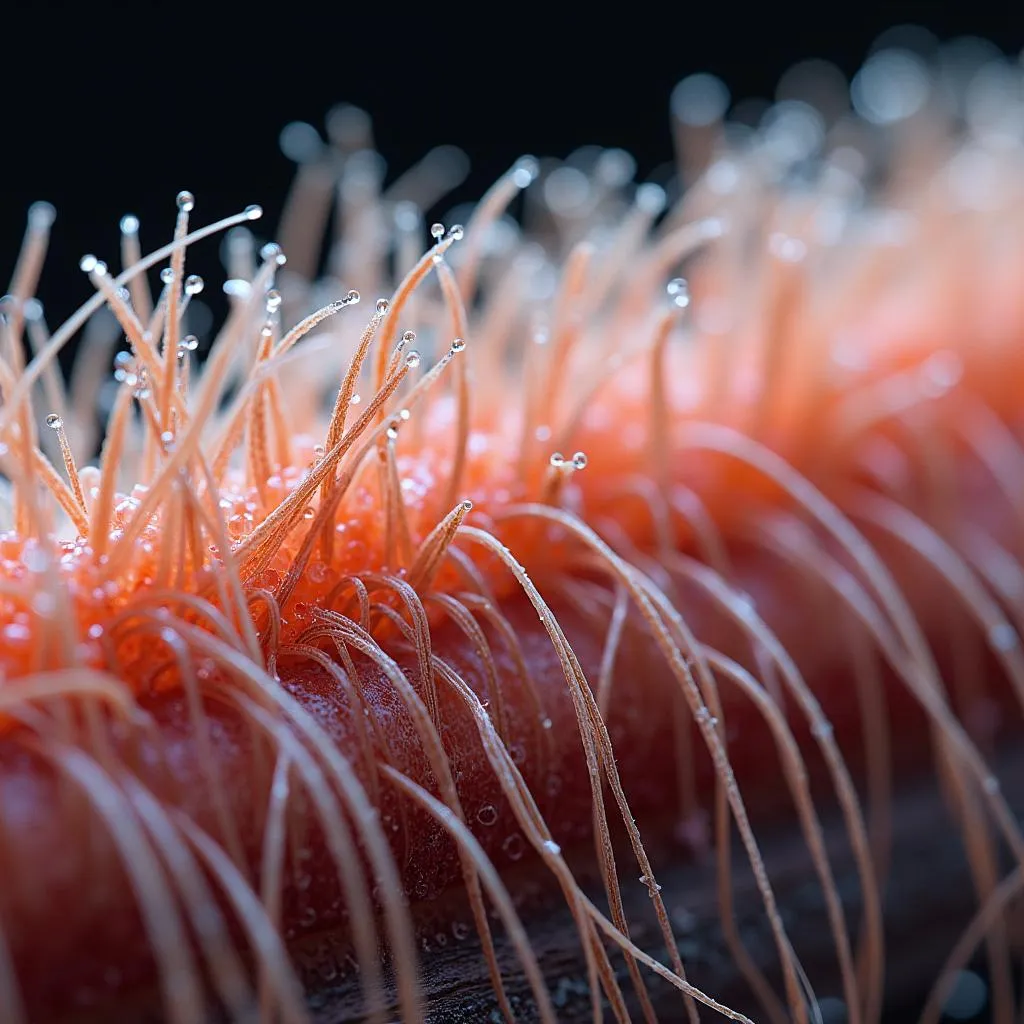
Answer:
[{"xmin": 1, "ymin": 5, "xmax": 1020, "ymax": 337}]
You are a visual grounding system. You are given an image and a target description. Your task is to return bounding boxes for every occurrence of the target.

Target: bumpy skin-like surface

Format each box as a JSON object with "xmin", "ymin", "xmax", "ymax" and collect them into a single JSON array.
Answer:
[{"xmin": 2, "ymin": 488, "xmax": 1012, "ymax": 1021}]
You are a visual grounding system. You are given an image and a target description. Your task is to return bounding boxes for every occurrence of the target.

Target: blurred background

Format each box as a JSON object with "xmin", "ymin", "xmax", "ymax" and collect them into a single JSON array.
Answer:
[{"xmin": 1, "ymin": 4, "xmax": 1020, "ymax": 339}]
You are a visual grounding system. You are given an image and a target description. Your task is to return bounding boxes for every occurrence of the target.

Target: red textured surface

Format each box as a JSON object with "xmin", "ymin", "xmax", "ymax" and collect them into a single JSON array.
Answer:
[{"xmin": 1, "ymin": 517, "xmax": 1001, "ymax": 1020}]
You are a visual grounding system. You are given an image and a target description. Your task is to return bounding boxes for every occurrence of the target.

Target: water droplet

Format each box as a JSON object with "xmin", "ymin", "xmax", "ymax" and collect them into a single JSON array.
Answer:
[
  {"xmin": 160, "ymin": 267, "xmax": 174, "ymax": 285},
  {"xmin": 181, "ymin": 274, "xmax": 203, "ymax": 297},
  {"xmin": 549, "ymin": 452, "xmax": 565, "ymax": 468},
  {"xmin": 989, "ymin": 623, "xmax": 1019, "ymax": 652},
  {"xmin": 460, "ymin": 499, "xmax": 474, "ymax": 512},
  {"xmin": 447, "ymin": 223, "xmax": 465, "ymax": 241},
  {"xmin": 639, "ymin": 875, "xmax": 664, "ymax": 895},
  {"xmin": 386, "ymin": 422, "xmax": 400, "ymax": 441},
  {"xmin": 636, "ymin": 182, "xmax": 667, "ymax": 215},
  {"xmin": 402, "ymin": 330, "xmax": 417, "ymax": 344},
  {"xmin": 672, "ymin": 73, "xmax": 731, "ymax": 127},
  {"xmin": 769, "ymin": 233, "xmax": 807, "ymax": 262},
  {"xmin": 265, "ymin": 289, "xmax": 282, "ymax": 312},
  {"xmin": 180, "ymin": 335, "xmax": 199, "ymax": 352},
  {"xmin": 223, "ymin": 279, "xmax": 251, "ymax": 298},
  {"xmin": 79, "ymin": 254, "xmax": 98, "ymax": 274},
  {"xmin": 345, "ymin": 289, "xmax": 360, "ymax": 304},
  {"xmin": 302, "ymin": 507, "xmax": 316, "ymax": 520},
  {"xmin": 312, "ymin": 444, "xmax": 325, "ymax": 458},
  {"xmin": 350, "ymin": 393, "xmax": 362, "ymax": 405},
  {"xmin": 476, "ymin": 804, "xmax": 498, "ymax": 827},
  {"xmin": 542, "ymin": 839, "xmax": 561, "ymax": 856},
  {"xmin": 176, "ymin": 191, "xmax": 195, "ymax": 212},
  {"xmin": 375, "ymin": 298, "xmax": 389, "ymax": 314},
  {"xmin": 119, "ymin": 214, "xmax": 139, "ymax": 235},
  {"xmin": 430, "ymin": 222, "xmax": 445, "ymax": 240},
  {"xmin": 451, "ymin": 337, "xmax": 466, "ymax": 352},
  {"xmin": 571, "ymin": 451, "xmax": 587, "ymax": 470},
  {"xmin": 541, "ymin": 716, "xmax": 553, "ymax": 730},
  {"xmin": 667, "ymin": 278, "xmax": 690, "ymax": 309},
  {"xmin": 45, "ymin": 413, "xmax": 63, "ymax": 429},
  {"xmin": 399, "ymin": 408, "xmax": 411, "ymax": 421},
  {"xmin": 512, "ymin": 155, "xmax": 540, "ymax": 189},
  {"xmin": 405, "ymin": 350, "xmax": 421, "ymax": 368},
  {"xmin": 851, "ymin": 49, "xmax": 930, "ymax": 126},
  {"xmin": 941, "ymin": 969, "xmax": 988, "ymax": 1021},
  {"xmin": 451, "ymin": 921, "xmax": 471, "ymax": 941},
  {"xmin": 244, "ymin": 204, "xmax": 263, "ymax": 220}
]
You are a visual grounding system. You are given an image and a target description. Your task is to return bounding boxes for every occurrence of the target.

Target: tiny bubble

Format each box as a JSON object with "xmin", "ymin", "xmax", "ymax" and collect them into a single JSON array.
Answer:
[
  {"xmin": 476, "ymin": 805, "xmax": 498, "ymax": 827},
  {"xmin": 502, "ymin": 834, "xmax": 525, "ymax": 861},
  {"xmin": 176, "ymin": 191, "xmax": 195, "ymax": 212}
]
